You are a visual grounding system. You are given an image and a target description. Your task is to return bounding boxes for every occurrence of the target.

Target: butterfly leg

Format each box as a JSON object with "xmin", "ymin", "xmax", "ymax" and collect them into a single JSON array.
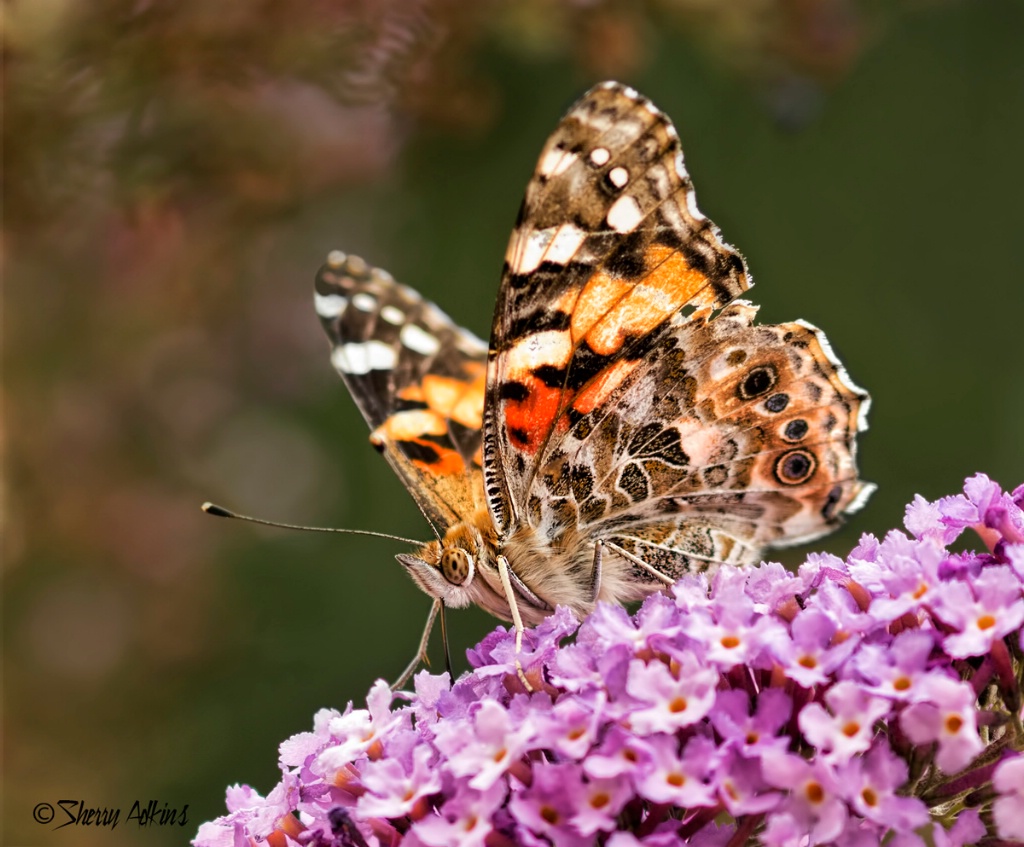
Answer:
[
  {"xmin": 392, "ymin": 597, "xmax": 443, "ymax": 690},
  {"xmin": 588, "ymin": 540, "xmax": 604, "ymax": 605},
  {"xmin": 603, "ymin": 540, "xmax": 676, "ymax": 587},
  {"xmin": 496, "ymin": 554, "xmax": 534, "ymax": 692},
  {"xmin": 438, "ymin": 600, "xmax": 453, "ymax": 679}
]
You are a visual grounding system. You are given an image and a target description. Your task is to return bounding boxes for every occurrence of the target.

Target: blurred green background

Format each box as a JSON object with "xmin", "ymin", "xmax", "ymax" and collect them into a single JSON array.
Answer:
[{"xmin": 5, "ymin": 1, "xmax": 1023, "ymax": 844}]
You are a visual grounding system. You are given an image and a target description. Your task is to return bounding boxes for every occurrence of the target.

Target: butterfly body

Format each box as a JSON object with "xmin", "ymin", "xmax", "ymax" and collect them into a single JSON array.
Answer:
[{"xmin": 315, "ymin": 82, "xmax": 872, "ymax": 637}]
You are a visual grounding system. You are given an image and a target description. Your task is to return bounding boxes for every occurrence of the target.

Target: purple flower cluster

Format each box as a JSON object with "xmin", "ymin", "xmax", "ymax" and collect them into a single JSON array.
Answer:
[{"xmin": 194, "ymin": 475, "xmax": 1024, "ymax": 847}]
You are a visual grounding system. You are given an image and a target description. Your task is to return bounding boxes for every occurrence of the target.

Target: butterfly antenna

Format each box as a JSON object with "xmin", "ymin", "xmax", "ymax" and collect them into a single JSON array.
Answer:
[{"xmin": 201, "ymin": 502, "xmax": 422, "ymax": 546}]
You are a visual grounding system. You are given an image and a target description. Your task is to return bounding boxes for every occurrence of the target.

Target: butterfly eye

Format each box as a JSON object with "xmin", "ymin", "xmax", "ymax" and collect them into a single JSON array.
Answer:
[
  {"xmin": 774, "ymin": 449, "xmax": 817, "ymax": 485},
  {"xmin": 440, "ymin": 548, "xmax": 474, "ymax": 586}
]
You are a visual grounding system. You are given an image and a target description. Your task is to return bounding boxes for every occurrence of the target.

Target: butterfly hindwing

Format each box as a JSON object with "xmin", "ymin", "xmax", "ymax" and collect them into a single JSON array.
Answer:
[{"xmin": 526, "ymin": 299, "xmax": 871, "ymax": 579}]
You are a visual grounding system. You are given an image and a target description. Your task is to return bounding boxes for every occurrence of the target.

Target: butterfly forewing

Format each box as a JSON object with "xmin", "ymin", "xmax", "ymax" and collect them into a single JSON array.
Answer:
[
  {"xmin": 484, "ymin": 82, "xmax": 754, "ymax": 537},
  {"xmin": 316, "ymin": 252, "xmax": 488, "ymax": 532}
]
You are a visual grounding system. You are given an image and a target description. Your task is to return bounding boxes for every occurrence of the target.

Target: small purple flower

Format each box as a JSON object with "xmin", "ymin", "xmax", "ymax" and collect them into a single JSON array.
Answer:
[
  {"xmin": 580, "ymin": 723, "xmax": 654, "ymax": 782},
  {"xmin": 624, "ymin": 651, "xmax": 718, "ymax": 734},
  {"xmin": 930, "ymin": 565, "xmax": 1024, "ymax": 657},
  {"xmin": 766, "ymin": 607, "xmax": 857, "ymax": 688},
  {"xmin": 993, "ymin": 755, "xmax": 1024, "ymax": 841},
  {"xmin": 836, "ymin": 743, "xmax": 928, "ymax": 832},
  {"xmin": 715, "ymin": 749, "xmax": 780, "ymax": 816},
  {"xmin": 634, "ymin": 733, "xmax": 718, "ymax": 808},
  {"xmin": 709, "ymin": 688, "xmax": 791, "ymax": 758},
  {"xmin": 531, "ymin": 691, "xmax": 604, "ymax": 760},
  {"xmin": 194, "ymin": 475, "xmax": 1024, "ymax": 847},
  {"xmin": 508, "ymin": 761, "xmax": 591, "ymax": 847},
  {"xmin": 410, "ymin": 779, "xmax": 506, "ymax": 847},
  {"xmin": 900, "ymin": 675, "xmax": 984, "ymax": 773},
  {"xmin": 932, "ymin": 808, "xmax": 985, "ymax": 847},
  {"xmin": 760, "ymin": 753, "xmax": 848, "ymax": 846},
  {"xmin": 798, "ymin": 681, "xmax": 892, "ymax": 765},
  {"xmin": 567, "ymin": 773, "xmax": 633, "ymax": 837},
  {"xmin": 692, "ymin": 569, "xmax": 788, "ymax": 670},
  {"xmin": 904, "ymin": 493, "xmax": 958, "ymax": 543},
  {"xmin": 355, "ymin": 744, "xmax": 440, "ymax": 819},
  {"xmin": 432, "ymin": 698, "xmax": 533, "ymax": 790},
  {"xmin": 851, "ymin": 629, "xmax": 934, "ymax": 701}
]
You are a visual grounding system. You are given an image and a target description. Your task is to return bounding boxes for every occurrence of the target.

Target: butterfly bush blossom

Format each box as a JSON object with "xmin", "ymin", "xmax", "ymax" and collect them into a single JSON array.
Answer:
[{"xmin": 194, "ymin": 475, "xmax": 1024, "ymax": 847}]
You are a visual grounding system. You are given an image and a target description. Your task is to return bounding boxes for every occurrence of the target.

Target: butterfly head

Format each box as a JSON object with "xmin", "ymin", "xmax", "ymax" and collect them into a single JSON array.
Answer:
[{"xmin": 396, "ymin": 539, "xmax": 480, "ymax": 609}]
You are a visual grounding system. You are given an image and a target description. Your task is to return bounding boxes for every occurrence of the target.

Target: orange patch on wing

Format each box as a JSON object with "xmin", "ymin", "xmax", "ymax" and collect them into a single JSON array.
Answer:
[
  {"xmin": 413, "ymin": 444, "xmax": 465, "ymax": 475},
  {"xmin": 552, "ymin": 285, "xmax": 582, "ymax": 316},
  {"xmin": 571, "ymin": 274, "xmax": 632, "ymax": 344},
  {"xmin": 396, "ymin": 363, "xmax": 486, "ymax": 431},
  {"xmin": 503, "ymin": 376, "xmax": 567, "ymax": 455},
  {"xmin": 572, "ymin": 358, "xmax": 639, "ymax": 415},
  {"xmin": 374, "ymin": 414, "xmax": 467, "ymax": 476},
  {"xmin": 584, "ymin": 245, "xmax": 710, "ymax": 356},
  {"xmin": 450, "ymin": 372, "xmax": 486, "ymax": 430}
]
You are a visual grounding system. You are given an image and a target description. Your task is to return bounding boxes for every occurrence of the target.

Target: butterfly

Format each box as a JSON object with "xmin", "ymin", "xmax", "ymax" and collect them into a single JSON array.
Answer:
[{"xmin": 314, "ymin": 81, "xmax": 872, "ymax": 685}]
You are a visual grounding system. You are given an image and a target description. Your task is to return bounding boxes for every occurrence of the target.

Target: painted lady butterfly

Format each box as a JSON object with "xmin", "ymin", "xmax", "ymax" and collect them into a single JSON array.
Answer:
[{"xmin": 315, "ymin": 82, "xmax": 872, "ymax": 680}]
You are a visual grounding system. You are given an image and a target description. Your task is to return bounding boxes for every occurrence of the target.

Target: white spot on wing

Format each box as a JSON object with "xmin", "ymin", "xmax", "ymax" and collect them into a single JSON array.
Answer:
[
  {"xmin": 352, "ymin": 292, "xmax": 377, "ymax": 312},
  {"xmin": 545, "ymin": 224, "xmax": 587, "ymax": 265},
  {"xmin": 607, "ymin": 195, "xmax": 644, "ymax": 233},
  {"xmin": 507, "ymin": 227, "xmax": 555, "ymax": 275},
  {"xmin": 332, "ymin": 341, "xmax": 397, "ymax": 375},
  {"xmin": 608, "ymin": 166, "xmax": 629, "ymax": 188},
  {"xmin": 505, "ymin": 330, "xmax": 572, "ymax": 374},
  {"xmin": 456, "ymin": 331, "xmax": 487, "ymax": 355},
  {"xmin": 590, "ymin": 147, "xmax": 611, "ymax": 166},
  {"xmin": 380, "ymin": 305, "xmax": 405, "ymax": 325},
  {"xmin": 400, "ymin": 324, "xmax": 441, "ymax": 356},
  {"xmin": 538, "ymin": 148, "xmax": 578, "ymax": 178},
  {"xmin": 314, "ymin": 292, "xmax": 346, "ymax": 319}
]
